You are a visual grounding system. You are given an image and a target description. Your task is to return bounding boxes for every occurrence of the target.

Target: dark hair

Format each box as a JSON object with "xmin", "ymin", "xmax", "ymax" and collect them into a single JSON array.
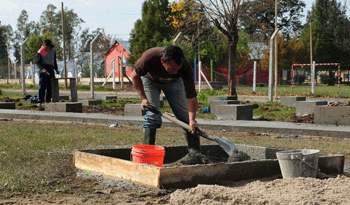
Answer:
[
  {"xmin": 43, "ymin": 39, "xmax": 54, "ymax": 48},
  {"xmin": 162, "ymin": 45, "xmax": 184, "ymax": 66}
]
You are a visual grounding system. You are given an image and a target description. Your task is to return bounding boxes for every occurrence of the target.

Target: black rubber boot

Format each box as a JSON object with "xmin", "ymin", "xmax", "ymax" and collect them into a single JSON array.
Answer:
[
  {"xmin": 184, "ymin": 131, "xmax": 201, "ymax": 154},
  {"xmin": 143, "ymin": 128, "xmax": 157, "ymax": 145}
]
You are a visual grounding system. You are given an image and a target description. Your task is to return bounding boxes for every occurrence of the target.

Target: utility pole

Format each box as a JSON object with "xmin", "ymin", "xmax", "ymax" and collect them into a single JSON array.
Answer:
[
  {"xmin": 14, "ymin": 60, "xmax": 17, "ymax": 80},
  {"xmin": 310, "ymin": 21, "xmax": 314, "ymax": 84},
  {"xmin": 21, "ymin": 37, "xmax": 29, "ymax": 94},
  {"xmin": 274, "ymin": 0, "xmax": 278, "ymax": 100},
  {"xmin": 90, "ymin": 33, "xmax": 100, "ymax": 99},
  {"xmin": 6, "ymin": 32, "xmax": 10, "ymax": 84},
  {"xmin": 62, "ymin": 2, "xmax": 67, "ymax": 89}
]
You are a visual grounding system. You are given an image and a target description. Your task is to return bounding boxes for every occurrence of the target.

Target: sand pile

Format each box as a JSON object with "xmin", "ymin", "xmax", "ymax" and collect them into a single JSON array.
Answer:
[{"xmin": 170, "ymin": 175, "xmax": 350, "ymax": 205}]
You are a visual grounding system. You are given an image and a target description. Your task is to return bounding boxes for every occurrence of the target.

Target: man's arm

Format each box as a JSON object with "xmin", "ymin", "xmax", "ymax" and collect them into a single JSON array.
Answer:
[
  {"xmin": 188, "ymin": 97, "xmax": 199, "ymax": 132},
  {"xmin": 36, "ymin": 53, "xmax": 44, "ymax": 70},
  {"xmin": 54, "ymin": 52, "xmax": 59, "ymax": 74},
  {"xmin": 36, "ymin": 53, "xmax": 49, "ymax": 75},
  {"xmin": 131, "ymin": 70, "xmax": 148, "ymax": 109}
]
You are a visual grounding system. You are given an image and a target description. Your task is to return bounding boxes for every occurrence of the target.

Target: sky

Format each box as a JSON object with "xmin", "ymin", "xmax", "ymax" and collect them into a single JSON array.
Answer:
[
  {"xmin": 0, "ymin": 0, "xmax": 347, "ymax": 42},
  {"xmin": 0, "ymin": 0, "xmax": 144, "ymax": 41}
]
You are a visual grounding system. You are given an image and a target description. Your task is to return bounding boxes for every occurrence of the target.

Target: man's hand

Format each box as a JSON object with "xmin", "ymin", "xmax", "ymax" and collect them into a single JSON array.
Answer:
[
  {"xmin": 42, "ymin": 69, "xmax": 47, "ymax": 74},
  {"xmin": 189, "ymin": 119, "xmax": 200, "ymax": 134},
  {"xmin": 140, "ymin": 99, "xmax": 149, "ymax": 110}
]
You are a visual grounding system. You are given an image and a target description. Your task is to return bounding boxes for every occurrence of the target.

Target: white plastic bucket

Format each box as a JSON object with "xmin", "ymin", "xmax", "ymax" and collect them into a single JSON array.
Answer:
[{"xmin": 276, "ymin": 149, "xmax": 320, "ymax": 178}]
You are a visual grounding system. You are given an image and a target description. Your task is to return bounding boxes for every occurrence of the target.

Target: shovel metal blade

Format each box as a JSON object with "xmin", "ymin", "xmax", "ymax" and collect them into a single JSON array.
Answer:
[{"xmin": 213, "ymin": 136, "xmax": 238, "ymax": 157}]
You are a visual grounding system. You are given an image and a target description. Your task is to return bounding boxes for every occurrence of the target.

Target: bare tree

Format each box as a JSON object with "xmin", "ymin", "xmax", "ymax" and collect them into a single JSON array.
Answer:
[{"xmin": 197, "ymin": 0, "xmax": 251, "ymax": 96}]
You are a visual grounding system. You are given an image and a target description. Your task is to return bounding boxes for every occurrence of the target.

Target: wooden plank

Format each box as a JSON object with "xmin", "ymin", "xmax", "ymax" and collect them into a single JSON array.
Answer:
[{"xmin": 74, "ymin": 151, "xmax": 161, "ymax": 188}]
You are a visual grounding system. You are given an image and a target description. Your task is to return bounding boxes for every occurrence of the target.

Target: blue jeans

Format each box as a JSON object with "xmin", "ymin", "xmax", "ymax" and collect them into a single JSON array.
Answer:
[
  {"xmin": 38, "ymin": 70, "xmax": 55, "ymax": 103},
  {"xmin": 141, "ymin": 76, "xmax": 189, "ymax": 129}
]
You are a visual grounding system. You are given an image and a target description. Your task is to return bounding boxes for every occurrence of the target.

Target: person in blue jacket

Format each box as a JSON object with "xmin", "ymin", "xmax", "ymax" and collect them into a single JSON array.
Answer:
[{"xmin": 36, "ymin": 39, "xmax": 59, "ymax": 107}]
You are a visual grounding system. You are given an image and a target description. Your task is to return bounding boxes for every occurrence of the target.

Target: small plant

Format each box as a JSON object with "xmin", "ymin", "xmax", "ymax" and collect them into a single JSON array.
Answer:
[
  {"xmin": 26, "ymin": 84, "xmax": 36, "ymax": 89},
  {"xmin": 0, "ymin": 89, "xmax": 2, "ymax": 96},
  {"xmin": 197, "ymin": 89, "xmax": 226, "ymax": 103},
  {"xmin": 95, "ymin": 86, "xmax": 114, "ymax": 91},
  {"xmin": 77, "ymin": 85, "xmax": 90, "ymax": 90}
]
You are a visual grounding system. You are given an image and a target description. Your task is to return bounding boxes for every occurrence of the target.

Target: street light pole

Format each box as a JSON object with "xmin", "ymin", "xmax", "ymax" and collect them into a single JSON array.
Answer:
[
  {"xmin": 62, "ymin": 2, "xmax": 67, "ymax": 89},
  {"xmin": 90, "ymin": 33, "xmax": 101, "ymax": 99},
  {"xmin": 274, "ymin": 0, "xmax": 278, "ymax": 100}
]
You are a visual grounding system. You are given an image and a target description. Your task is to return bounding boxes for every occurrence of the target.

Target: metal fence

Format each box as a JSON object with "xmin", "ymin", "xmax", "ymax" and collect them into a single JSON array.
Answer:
[{"xmin": 195, "ymin": 27, "xmax": 350, "ymax": 89}]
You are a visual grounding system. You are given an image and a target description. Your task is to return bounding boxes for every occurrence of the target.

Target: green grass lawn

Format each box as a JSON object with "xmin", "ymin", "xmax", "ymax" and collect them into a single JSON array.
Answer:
[
  {"xmin": 235, "ymin": 84, "xmax": 350, "ymax": 97},
  {"xmin": 1, "ymin": 84, "xmax": 350, "ymax": 98}
]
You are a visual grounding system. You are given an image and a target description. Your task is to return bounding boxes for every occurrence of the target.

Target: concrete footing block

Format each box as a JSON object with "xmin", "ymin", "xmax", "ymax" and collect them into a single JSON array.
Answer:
[
  {"xmin": 105, "ymin": 96, "xmax": 118, "ymax": 100},
  {"xmin": 124, "ymin": 104, "xmax": 146, "ymax": 116},
  {"xmin": 296, "ymin": 101, "xmax": 328, "ymax": 116},
  {"xmin": 59, "ymin": 96, "xmax": 70, "ymax": 101},
  {"xmin": 280, "ymin": 96, "xmax": 306, "ymax": 106},
  {"xmin": 226, "ymin": 96, "xmax": 238, "ymax": 100},
  {"xmin": 0, "ymin": 102, "xmax": 16, "ymax": 109},
  {"xmin": 45, "ymin": 102, "xmax": 82, "ymax": 113},
  {"xmin": 216, "ymin": 104, "xmax": 253, "ymax": 120},
  {"xmin": 210, "ymin": 100, "xmax": 240, "ymax": 114},
  {"xmin": 314, "ymin": 106, "xmax": 350, "ymax": 125},
  {"xmin": 80, "ymin": 100, "xmax": 103, "ymax": 106}
]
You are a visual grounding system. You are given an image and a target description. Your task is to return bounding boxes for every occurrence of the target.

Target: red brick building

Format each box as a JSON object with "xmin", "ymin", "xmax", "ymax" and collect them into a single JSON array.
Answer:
[{"xmin": 105, "ymin": 41, "xmax": 132, "ymax": 80}]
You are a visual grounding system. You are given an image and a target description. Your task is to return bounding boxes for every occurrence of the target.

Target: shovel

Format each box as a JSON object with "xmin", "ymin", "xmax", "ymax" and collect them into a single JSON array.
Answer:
[{"xmin": 143, "ymin": 105, "xmax": 238, "ymax": 157}]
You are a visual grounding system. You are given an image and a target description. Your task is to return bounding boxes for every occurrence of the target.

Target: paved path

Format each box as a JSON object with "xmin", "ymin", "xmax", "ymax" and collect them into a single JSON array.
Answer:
[{"xmin": 0, "ymin": 109, "xmax": 349, "ymax": 138}]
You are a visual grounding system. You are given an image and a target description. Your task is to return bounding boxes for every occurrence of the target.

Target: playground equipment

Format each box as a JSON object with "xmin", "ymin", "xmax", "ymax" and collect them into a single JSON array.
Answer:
[{"xmin": 292, "ymin": 63, "xmax": 340, "ymax": 91}]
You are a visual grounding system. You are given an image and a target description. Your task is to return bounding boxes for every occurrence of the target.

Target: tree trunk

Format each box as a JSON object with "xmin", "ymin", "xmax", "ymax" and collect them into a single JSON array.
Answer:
[
  {"xmin": 228, "ymin": 39, "xmax": 238, "ymax": 96},
  {"xmin": 258, "ymin": 62, "xmax": 262, "ymax": 83}
]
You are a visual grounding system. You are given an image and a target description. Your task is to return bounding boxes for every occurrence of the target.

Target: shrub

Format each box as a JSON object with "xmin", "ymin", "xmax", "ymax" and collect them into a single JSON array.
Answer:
[
  {"xmin": 294, "ymin": 74, "xmax": 306, "ymax": 85},
  {"xmin": 0, "ymin": 89, "xmax": 2, "ymax": 96},
  {"xmin": 319, "ymin": 73, "xmax": 329, "ymax": 84}
]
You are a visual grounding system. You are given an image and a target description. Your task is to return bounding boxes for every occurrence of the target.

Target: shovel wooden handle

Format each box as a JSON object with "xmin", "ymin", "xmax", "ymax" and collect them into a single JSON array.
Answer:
[
  {"xmin": 163, "ymin": 112, "xmax": 215, "ymax": 141},
  {"xmin": 162, "ymin": 112, "xmax": 192, "ymax": 131}
]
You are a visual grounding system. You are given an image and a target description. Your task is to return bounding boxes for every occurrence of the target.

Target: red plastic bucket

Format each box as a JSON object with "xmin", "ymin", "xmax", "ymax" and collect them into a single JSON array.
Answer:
[{"xmin": 131, "ymin": 145, "xmax": 165, "ymax": 167}]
